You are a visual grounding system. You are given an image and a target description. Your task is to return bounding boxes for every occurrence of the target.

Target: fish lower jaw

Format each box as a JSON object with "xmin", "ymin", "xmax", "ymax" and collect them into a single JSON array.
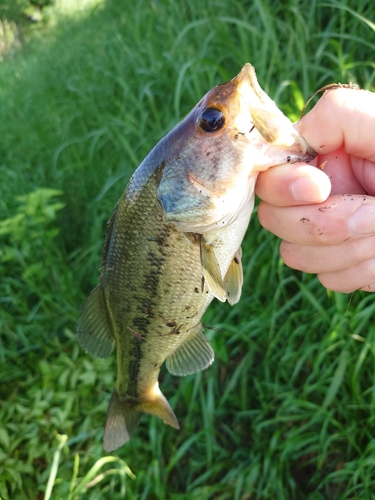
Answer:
[{"xmin": 250, "ymin": 141, "xmax": 317, "ymax": 171}]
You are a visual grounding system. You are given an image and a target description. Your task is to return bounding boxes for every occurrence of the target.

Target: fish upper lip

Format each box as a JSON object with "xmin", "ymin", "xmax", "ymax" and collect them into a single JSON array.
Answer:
[{"xmin": 234, "ymin": 63, "xmax": 318, "ymax": 164}]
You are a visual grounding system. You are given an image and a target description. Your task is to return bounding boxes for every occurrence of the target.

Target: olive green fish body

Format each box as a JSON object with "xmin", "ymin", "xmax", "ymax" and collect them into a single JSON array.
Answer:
[
  {"xmin": 77, "ymin": 64, "xmax": 316, "ymax": 451},
  {"xmin": 104, "ymin": 163, "xmax": 216, "ymax": 393}
]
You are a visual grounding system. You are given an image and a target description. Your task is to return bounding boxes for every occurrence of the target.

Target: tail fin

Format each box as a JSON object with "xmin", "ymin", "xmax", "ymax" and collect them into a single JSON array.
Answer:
[
  {"xmin": 103, "ymin": 389, "xmax": 141, "ymax": 452},
  {"xmin": 103, "ymin": 386, "xmax": 179, "ymax": 452}
]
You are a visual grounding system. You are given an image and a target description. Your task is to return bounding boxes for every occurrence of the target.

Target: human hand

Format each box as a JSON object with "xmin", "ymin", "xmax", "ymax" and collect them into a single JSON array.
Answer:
[{"xmin": 256, "ymin": 87, "xmax": 375, "ymax": 293}]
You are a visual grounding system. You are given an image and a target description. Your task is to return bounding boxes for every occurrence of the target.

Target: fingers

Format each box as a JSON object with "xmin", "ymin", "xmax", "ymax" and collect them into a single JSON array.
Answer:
[
  {"xmin": 256, "ymin": 147, "xmax": 366, "ymax": 206},
  {"xmin": 316, "ymin": 147, "xmax": 366, "ymax": 196},
  {"xmin": 296, "ymin": 87, "xmax": 375, "ymax": 161},
  {"xmin": 256, "ymin": 87, "xmax": 375, "ymax": 294},
  {"xmin": 360, "ymin": 283, "xmax": 375, "ymax": 292},
  {"xmin": 351, "ymin": 156, "xmax": 375, "ymax": 197},
  {"xmin": 280, "ymin": 236, "xmax": 375, "ymax": 293},
  {"xmin": 317, "ymin": 258, "xmax": 375, "ymax": 293},
  {"xmin": 257, "ymin": 88, "xmax": 375, "ymax": 208},
  {"xmin": 258, "ymin": 194, "xmax": 375, "ymax": 245},
  {"xmin": 255, "ymin": 163, "xmax": 331, "ymax": 206},
  {"xmin": 267, "ymin": 194, "xmax": 375, "ymax": 294},
  {"xmin": 280, "ymin": 236, "xmax": 375, "ymax": 274}
]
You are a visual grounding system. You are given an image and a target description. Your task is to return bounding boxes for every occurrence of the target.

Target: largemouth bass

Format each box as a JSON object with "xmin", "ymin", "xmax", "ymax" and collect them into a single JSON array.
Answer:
[{"xmin": 77, "ymin": 63, "xmax": 316, "ymax": 452}]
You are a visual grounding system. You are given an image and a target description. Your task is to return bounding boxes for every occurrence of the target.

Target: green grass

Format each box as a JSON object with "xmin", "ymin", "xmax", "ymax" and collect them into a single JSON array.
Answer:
[{"xmin": 1, "ymin": 0, "xmax": 375, "ymax": 498}]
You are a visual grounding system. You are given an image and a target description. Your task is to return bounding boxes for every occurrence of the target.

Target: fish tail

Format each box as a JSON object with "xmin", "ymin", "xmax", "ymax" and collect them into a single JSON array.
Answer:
[
  {"xmin": 103, "ymin": 388, "xmax": 141, "ymax": 452},
  {"xmin": 103, "ymin": 386, "xmax": 179, "ymax": 452}
]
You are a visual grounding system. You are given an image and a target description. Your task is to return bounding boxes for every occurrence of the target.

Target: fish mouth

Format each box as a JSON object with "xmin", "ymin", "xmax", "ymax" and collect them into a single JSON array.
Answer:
[{"xmin": 233, "ymin": 63, "xmax": 317, "ymax": 167}]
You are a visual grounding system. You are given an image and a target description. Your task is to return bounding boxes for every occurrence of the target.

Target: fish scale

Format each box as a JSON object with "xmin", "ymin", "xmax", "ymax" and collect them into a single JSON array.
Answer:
[
  {"xmin": 77, "ymin": 63, "xmax": 316, "ymax": 451},
  {"xmin": 104, "ymin": 170, "xmax": 213, "ymax": 398}
]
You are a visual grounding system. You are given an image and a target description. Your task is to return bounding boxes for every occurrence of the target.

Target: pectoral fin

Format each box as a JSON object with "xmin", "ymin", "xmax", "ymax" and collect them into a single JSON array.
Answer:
[
  {"xmin": 77, "ymin": 285, "xmax": 115, "ymax": 359},
  {"xmin": 200, "ymin": 236, "xmax": 226, "ymax": 302},
  {"xmin": 224, "ymin": 248, "xmax": 243, "ymax": 306},
  {"xmin": 166, "ymin": 324, "xmax": 215, "ymax": 376}
]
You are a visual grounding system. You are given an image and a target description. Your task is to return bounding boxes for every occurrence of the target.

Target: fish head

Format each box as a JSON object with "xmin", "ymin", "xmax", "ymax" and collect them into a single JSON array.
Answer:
[{"xmin": 157, "ymin": 63, "xmax": 316, "ymax": 233}]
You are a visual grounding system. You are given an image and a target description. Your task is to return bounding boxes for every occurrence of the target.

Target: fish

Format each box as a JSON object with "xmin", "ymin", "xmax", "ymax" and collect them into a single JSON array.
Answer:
[{"xmin": 77, "ymin": 63, "xmax": 316, "ymax": 452}]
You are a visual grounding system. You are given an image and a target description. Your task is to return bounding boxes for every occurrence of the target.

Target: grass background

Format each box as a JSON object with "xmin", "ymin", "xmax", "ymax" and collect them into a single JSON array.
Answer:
[{"xmin": 1, "ymin": 0, "xmax": 375, "ymax": 498}]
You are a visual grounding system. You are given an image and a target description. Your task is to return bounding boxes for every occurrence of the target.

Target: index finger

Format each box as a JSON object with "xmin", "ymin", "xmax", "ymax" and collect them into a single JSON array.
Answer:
[{"xmin": 297, "ymin": 87, "xmax": 375, "ymax": 160}]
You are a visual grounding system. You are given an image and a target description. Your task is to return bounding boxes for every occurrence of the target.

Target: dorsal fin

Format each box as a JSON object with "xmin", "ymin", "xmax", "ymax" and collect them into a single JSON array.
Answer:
[
  {"xmin": 166, "ymin": 324, "xmax": 215, "ymax": 376},
  {"xmin": 77, "ymin": 285, "xmax": 115, "ymax": 358},
  {"xmin": 99, "ymin": 204, "xmax": 118, "ymax": 273}
]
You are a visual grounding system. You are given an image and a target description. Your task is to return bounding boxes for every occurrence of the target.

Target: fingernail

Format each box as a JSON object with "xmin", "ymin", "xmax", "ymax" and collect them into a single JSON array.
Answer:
[
  {"xmin": 291, "ymin": 176, "xmax": 329, "ymax": 203},
  {"xmin": 349, "ymin": 205, "xmax": 375, "ymax": 235}
]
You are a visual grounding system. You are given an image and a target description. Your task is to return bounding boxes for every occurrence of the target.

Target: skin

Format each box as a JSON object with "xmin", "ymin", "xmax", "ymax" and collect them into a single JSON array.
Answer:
[{"xmin": 256, "ymin": 87, "xmax": 375, "ymax": 293}]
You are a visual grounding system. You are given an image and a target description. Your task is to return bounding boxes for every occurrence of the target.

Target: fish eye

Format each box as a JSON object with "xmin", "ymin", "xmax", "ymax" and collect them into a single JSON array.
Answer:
[{"xmin": 197, "ymin": 108, "xmax": 225, "ymax": 132}]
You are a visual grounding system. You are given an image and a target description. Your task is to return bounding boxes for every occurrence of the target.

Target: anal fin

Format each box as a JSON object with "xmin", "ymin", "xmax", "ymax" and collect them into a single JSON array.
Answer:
[
  {"xmin": 77, "ymin": 285, "xmax": 115, "ymax": 359},
  {"xmin": 200, "ymin": 236, "xmax": 226, "ymax": 302},
  {"xmin": 224, "ymin": 248, "xmax": 243, "ymax": 306},
  {"xmin": 103, "ymin": 385, "xmax": 179, "ymax": 452},
  {"xmin": 166, "ymin": 324, "xmax": 215, "ymax": 376},
  {"xmin": 141, "ymin": 383, "xmax": 179, "ymax": 430}
]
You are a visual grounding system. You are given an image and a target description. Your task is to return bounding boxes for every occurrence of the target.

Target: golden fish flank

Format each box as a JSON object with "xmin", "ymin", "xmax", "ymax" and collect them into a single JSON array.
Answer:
[{"xmin": 77, "ymin": 63, "xmax": 316, "ymax": 452}]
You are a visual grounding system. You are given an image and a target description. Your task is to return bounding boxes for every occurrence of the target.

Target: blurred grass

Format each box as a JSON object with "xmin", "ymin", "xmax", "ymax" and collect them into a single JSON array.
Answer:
[{"xmin": 1, "ymin": 0, "xmax": 375, "ymax": 498}]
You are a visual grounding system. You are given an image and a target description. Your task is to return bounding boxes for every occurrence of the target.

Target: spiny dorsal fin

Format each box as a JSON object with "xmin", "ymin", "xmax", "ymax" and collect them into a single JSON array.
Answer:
[
  {"xmin": 103, "ymin": 388, "xmax": 141, "ymax": 452},
  {"xmin": 199, "ymin": 236, "xmax": 226, "ymax": 302},
  {"xmin": 166, "ymin": 324, "xmax": 215, "ymax": 376},
  {"xmin": 100, "ymin": 204, "xmax": 118, "ymax": 273},
  {"xmin": 224, "ymin": 248, "xmax": 243, "ymax": 306},
  {"xmin": 77, "ymin": 285, "xmax": 115, "ymax": 358}
]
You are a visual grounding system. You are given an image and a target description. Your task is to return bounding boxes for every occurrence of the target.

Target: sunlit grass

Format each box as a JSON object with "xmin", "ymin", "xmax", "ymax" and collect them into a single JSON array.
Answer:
[
  {"xmin": 54, "ymin": 0, "xmax": 104, "ymax": 15},
  {"xmin": 1, "ymin": 0, "xmax": 375, "ymax": 498}
]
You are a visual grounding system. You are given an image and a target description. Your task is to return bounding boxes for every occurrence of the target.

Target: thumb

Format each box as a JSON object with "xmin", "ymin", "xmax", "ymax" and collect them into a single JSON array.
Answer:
[{"xmin": 256, "ymin": 162, "xmax": 331, "ymax": 206}]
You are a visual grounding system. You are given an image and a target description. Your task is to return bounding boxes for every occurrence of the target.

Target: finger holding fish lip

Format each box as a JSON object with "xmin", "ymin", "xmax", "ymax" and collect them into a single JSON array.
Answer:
[
  {"xmin": 256, "ymin": 162, "xmax": 330, "ymax": 206},
  {"xmin": 256, "ymin": 134, "xmax": 362, "ymax": 208},
  {"xmin": 257, "ymin": 86, "xmax": 375, "ymax": 210},
  {"xmin": 256, "ymin": 86, "xmax": 375, "ymax": 296},
  {"xmin": 296, "ymin": 87, "xmax": 375, "ymax": 161}
]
